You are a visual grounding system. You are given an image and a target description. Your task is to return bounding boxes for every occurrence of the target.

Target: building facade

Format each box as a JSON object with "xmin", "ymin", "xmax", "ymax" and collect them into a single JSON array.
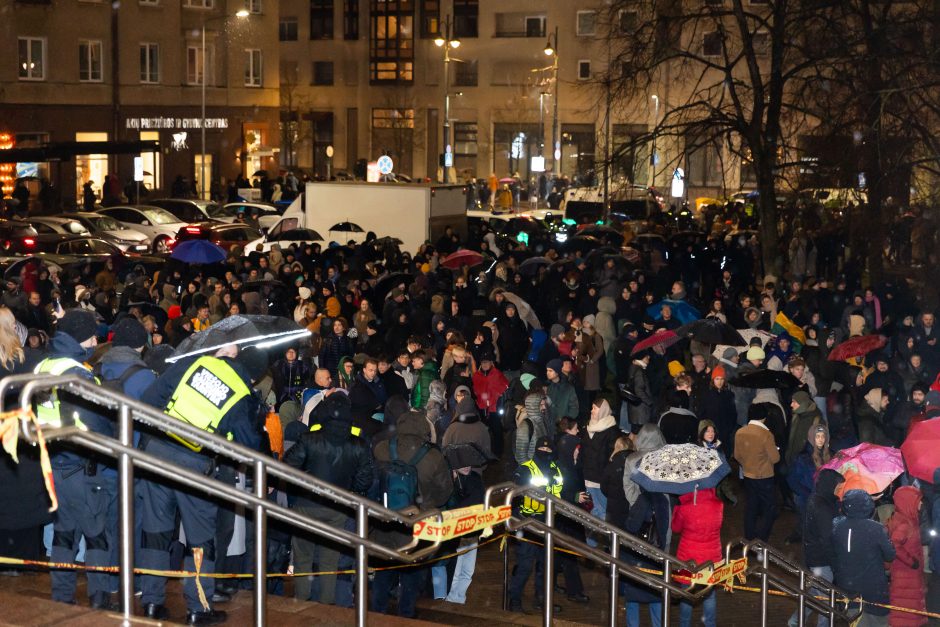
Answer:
[{"xmin": 0, "ymin": 0, "xmax": 280, "ymax": 203}]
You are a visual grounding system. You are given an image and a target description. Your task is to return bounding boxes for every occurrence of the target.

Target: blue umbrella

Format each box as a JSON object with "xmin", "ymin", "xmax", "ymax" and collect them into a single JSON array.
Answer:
[
  {"xmin": 170, "ymin": 239, "xmax": 227, "ymax": 264},
  {"xmin": 647, "ymin": 299, "xmax": 701, "ymax": 324},
  {"xmin": 631, "ymin": 444, "xmax": 730, "ymax": 495}
]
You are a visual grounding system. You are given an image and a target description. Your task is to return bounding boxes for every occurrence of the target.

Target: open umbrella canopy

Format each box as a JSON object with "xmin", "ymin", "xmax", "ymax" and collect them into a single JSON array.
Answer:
[
  {"xmin": 329, "ymin": 222, "xmax": 365, "ymax": 233},
  {"xmin": 441, "ymin": 249, "xmax": 485, "ymax": 270},
  {"xmin": 739, "ymin": 329, "xmax": 776, "ymax": 348},
  {"xmin": 827, "ymin": 334, "xmax": 888, "ymax": 362},
  {"xmin": 170, "ymin": 239, "xmax": 227, "ymax": 264},
  {"xmin": 518, "ymin": 256, "xmax": 552, "ymax": 275},
  {"xmin": 678, "ymin": 318, "xmax": 746, "ymax": 346},
  {"xmin": 730, "ymin": 369, "xmax": 800, "ymax": 389},
  {"xmin": 169, "ymin": 315, "xmax": 310, "ymax": 363},
  {"xmin": 631, "ymin": 444, "xmax": 730, "ymax": 495},
  {"xmin": 631, "ymin": 329, "xmax": 681, "ymax": 355},
  {"xmin": 820, "ymin": 442, "xmax": 905, "ymax": 496},
  {"xmin": 577, "ymin": 225, "xmax": 625, "ymax": 246},
  {"xmin": 647, "ymin": 299, "xmax": 702, "ymax": 324},
  {"xmin": 374, "ymin": 272, "xmax": 415, "ymax": 303},
  {"xmin": 502, "ymin": 291, "xmax": 541, "ymax": 330},
  {"xmin": 901, "ymin": 417, "xmax": 940, "ymax": 482},
  {"xmin": 562, "ymin": 235, "xmax": 604, "ymax": 255}
]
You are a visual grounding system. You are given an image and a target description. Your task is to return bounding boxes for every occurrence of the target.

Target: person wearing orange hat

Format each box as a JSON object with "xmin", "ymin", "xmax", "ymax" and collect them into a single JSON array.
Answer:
[{"xmin": 700, "ymin": 365, "xmax": 737, "ymax": 458}]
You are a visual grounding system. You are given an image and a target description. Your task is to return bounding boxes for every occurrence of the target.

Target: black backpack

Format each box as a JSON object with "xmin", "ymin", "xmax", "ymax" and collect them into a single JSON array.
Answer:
[
  {"xmin": 378, "ymin": 437, "xmax": 432, "ymax": 511},
  {"xmin": 93, "ymin": 363, "xmax": 150, "ymax": 394}
]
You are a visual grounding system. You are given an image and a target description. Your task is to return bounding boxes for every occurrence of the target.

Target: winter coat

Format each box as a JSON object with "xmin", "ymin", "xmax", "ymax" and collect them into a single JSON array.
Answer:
[
  {"xmin": 700, "ymin": 385, "xmax": 738, "ymax": 457},
  {"xmin": 623, "ymin": 424, "xmax": 667, "ymax": 506},
  {"xmin": 672, "ymin": 488, "xmax": 724, "ymax": 565},
  {"xmin": 441, "ymin": 407, "xmax": 493, "ymax": 475},
  {"xmin": 887, "ymin": 486, "xmax": 927, "ymax": 626},
  {"xmin": 423, "ymin": 380, "xmax": 447, "ymax": 443},
  {"xmin": 601, "ymin": 449, "xmax": 630, "ymax": 528},
  {"xmin": 734, "ymin": 420, "xmax": 780, "ymax": 480},
  {"xmin": 786, "ymin": 391, "xmax": 824, "ymax": 466},
  {"xmin": 732, "ymin": 361, "xmax": 759, "ymax": 426},
  {"xmin": 472, "ymin": 366, "xmax": 509, "ymax": 414},
  {"xmin": 513, "ymin": 392, "xmax": 549, "ymax": 465},
  {"xmin": 833, "ymin": 489, "xmax": 896, "ymax": 616},
  {"xmin": 658, "ymin": 406, "xmax": 700, "ymax": 445},
  {"xmin": 411, "ymin": 360, "xmax": 439, "ymax": 409},
  {"xmin": 348, "ymin": 373, "xmax": 387, "ymax": 424},
  {"xmin": 801, "ymin": 468, "xmax": 843, "ymax": 568},
  {"xmin": 546, "ymin": 377, "xmax": 578, "ymax": 428},
  {"xmin": 272, "ymin": 357, "xmax": 311, "ymax": 406},
  {"xmin": 580, "ymin": 413, "xmax": 621, "ymax": 485},
  {"xmin": 318, "ymin": 332, "xmax": 355, "ymax": 379},
  {"xmin": 856, "ymin": 388, "xmax": 890, "ymax": 445},
  {"xmin": 497, "ymin": 309, "xmax": 530, "ymax": 371},
  {"xmin": 579, "ymin": 331, "xmax": 604, "ymax": 392},
  {"xmin": 595, "ymin": 297, "xmax": 618, "ymax": 367},
  {"xmin": 626, "ymin": 362, "xmax": 654, "ymax": 425}
]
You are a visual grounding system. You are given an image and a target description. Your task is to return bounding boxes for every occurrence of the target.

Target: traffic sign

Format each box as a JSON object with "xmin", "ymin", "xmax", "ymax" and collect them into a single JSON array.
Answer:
[
  {"xmin": 134, "ymin": 157, "xmax": 144, "ymax": 182},
  {"xmin": 377, "ymin": 155, "xmax": 394, "ymax": 175}
]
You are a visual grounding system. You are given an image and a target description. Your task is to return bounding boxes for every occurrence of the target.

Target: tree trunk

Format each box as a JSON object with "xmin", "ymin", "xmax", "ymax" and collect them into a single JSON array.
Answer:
[{"xmin": 756, "ymin": 162, "xmax": 779, "ymax": 282}]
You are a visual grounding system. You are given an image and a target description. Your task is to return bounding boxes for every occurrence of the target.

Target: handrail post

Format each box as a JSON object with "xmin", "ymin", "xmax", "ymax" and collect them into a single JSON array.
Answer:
[
  {"xmin": 118, "ymin": 404, "xmax": 134, "ymax": 622},
  {"xmin": 661, "ymin": 560, "xmax": 671, "ymax": 625},
  {"xmin": 797, "ymin": 569, "xmax": 805, "ymax": 627},
  {"xmin": 828, "ymin": 586, "xmax": 837, "ymax": 626},
  {"xmin": 253, "ymin": 459, "xmax": 267, "ymax": 626},
  {"xmin": 760, "ymin": 547, "xmax": 769, "ymax": 627},
  {"xmin": 543, "ymin": 499, "xmax": 554, "ymax": 627},
  {"xmin": 608, "ymin": 532, "xmax": 619, "ymax": 627},
  {"xmin": 502, "ymin": 531, "xmax": 509, "ymax": 611},
  {"xmin": 356, "ymin": 503, "xmax": 368, "ymax": 626}
]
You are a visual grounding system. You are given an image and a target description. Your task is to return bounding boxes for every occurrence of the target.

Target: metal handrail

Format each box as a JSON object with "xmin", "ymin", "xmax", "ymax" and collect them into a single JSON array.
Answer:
[
  {"xmin": 3, "ymin": 374, "xmax": 445, "ymax": 626},
  {"xmin": 727, "ymin": 538, "xmax": 862, "ymax": 626}
]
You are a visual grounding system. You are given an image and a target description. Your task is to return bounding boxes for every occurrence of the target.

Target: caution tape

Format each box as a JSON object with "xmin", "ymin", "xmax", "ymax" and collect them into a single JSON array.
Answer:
[
  {"xmin": 412, "ymin": 504, "xmax": 512, "ymax": 541},
  {"xmin": 0, "ymin": 408, "xmax": 57, "ymax": 512}
]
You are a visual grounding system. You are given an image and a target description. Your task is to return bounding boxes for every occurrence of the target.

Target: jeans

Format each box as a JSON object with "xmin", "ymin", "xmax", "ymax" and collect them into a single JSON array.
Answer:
[
  {"xmin": 680, "ymin": 589, "xmax": 717, "ymax": 627},
  {"xmin": 743, "ymin": 477, "xmax": 778, "ymax": 541},
  {"xmin": 431, "ymin": 563, "xmax": 448, "ymax": 599},
  {"xmin": 626, "ymin": 601, "xmax": 663, "ymax": 627},
  {"xmin": 788, "ymin": 565, "xmax": 833, "ymax": 627},
  {"xmin": 445, "ymin": 544, "xmax": 478, "ymax": 604},
  {"xmin": 585, "ymin": 486, "xmax": 607, "ymax": 548}
]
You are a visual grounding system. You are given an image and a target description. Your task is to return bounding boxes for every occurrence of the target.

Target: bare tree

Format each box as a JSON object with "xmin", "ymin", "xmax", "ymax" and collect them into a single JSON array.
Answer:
[{"xmin": 279, "ymin": 65, "xmax": 313, "ymax": 169}]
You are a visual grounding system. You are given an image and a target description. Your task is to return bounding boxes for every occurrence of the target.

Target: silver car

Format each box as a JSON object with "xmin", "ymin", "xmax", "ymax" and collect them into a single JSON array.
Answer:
[{"xmin": 95, "ymin": 205, "xmax": 188, "ymax": 254}]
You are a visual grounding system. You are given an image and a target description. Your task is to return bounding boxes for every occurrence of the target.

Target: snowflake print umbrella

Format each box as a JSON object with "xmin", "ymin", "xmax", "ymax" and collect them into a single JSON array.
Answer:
[{"xmin": 631, "ymin": 443, "xmax": 731, "ymax": 495}]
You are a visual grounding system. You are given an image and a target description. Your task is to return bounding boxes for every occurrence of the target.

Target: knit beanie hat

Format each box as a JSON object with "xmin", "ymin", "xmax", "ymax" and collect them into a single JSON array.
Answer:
[
  {"xmin": 721, "ymin": 346, "xmax": 739, "ymax": 360},
  {"xmin": 668, "ymin": 360, "xmax": 685, "ymax": 378},
  {"xmin": 746, "ymin": 346, "xmax": 765, "ymax": 361},
  {"xmin": 111, "ymin": 317, "xmax": 149, "ymax": 349},
  {"xmin": 57, "ymin": 309, "xmax": 97, "ymax": 343},
  {"xmin": 168, "ymin": 305, "xmax": 183, "ymax": 320},
  {"xmin": 520, "ymin": 373, "xmax": 536, "ymax": 390},
  {"xmin": 711, "ymin": 365, "xmax": 726, "ymax": 381},
  {"xmin": 546, "ymin": 359, "xmax": 563, "ymax": 375}
]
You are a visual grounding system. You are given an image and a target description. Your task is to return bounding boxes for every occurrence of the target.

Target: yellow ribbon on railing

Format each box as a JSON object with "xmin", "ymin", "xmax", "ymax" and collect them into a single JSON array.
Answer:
[
  {"xmin": 0, "ymin": 408, "xmax": 57, "ymax": 512},
  {"xmin": 192, "ymin": 547, "xmax": 210, "ymax": 611}
]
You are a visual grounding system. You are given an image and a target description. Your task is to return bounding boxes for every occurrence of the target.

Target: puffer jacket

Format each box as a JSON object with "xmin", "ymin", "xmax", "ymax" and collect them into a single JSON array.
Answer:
[
  {"xmin": 513, "ymin": 392, "xmax": 549, "ymax": 464},
  {"xmin": 672, "ymin": 488, "xmax": 724, "ymax": 565},
  {"xmin": 887, "ymin": 486, "xmax": 927, "ymax": 626},
  {"xmin": 833, "ymin": 489, "xmax": 896, "ymax": 615}
]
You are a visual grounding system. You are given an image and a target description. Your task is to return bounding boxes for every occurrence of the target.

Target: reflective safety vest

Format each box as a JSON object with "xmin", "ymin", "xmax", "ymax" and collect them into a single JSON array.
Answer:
[
  {"xmin": 309, "ymin": 422, "xmax": 362, "ymax": 437},
  {"xmin": 33, "ymin": 357, "xmax": 96, "ymax": 430},
  {"xmin": 165, "ymin": 356, "xmax": 251, "ymax": 452},
  {"xmin": 519, "ymin": 459, "xmax": 564, "ymax": 516}
]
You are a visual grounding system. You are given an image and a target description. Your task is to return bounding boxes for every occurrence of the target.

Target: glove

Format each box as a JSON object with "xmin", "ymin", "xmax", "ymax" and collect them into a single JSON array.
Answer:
[{"xmin": 347, "ymin": 327, "xmax": 359, "ymax": 339}]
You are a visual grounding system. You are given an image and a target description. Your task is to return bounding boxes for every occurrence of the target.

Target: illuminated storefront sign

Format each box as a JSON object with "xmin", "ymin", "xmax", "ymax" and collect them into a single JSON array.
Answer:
[{"xmin": 125, "ymin": 117, "xmax": 229, "ymax": 130}]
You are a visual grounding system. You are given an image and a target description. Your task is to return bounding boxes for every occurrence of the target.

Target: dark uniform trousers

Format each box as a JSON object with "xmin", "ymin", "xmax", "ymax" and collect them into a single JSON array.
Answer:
[
  {"xmin": 50, "ymin": 465, "xmax": 117, "ymax": 603},
  {"xmin": 138, "ymin": 440, "xmax": 219, "ymax": 613}
]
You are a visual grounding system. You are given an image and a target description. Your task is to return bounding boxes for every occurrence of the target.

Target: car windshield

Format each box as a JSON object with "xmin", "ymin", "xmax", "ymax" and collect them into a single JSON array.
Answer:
[
  {"xmin": 141, "ymin": 208, "xmax": 178, "ymax": 225},
  {"xmin": 87, "ymin": 215, "xmax": 126, "ymax": 231},
  {"xmin": 209, "ymin": 204, "xmax": 238, "ymax": 218},
  {"xmin": 62, "ymin": 220, "xmax": 89, "ymax": 235}
]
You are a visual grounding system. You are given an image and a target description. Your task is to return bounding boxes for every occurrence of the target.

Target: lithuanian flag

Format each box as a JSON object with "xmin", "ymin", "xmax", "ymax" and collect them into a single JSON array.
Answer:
[{"xmin": 772, "ymin": 312, "xmax": 805, "ymax": 353}]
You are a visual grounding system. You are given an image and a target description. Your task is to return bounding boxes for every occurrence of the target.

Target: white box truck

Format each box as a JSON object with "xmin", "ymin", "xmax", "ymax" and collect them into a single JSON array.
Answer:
[{"xmin": 251, "ymin": 181, "xmax": 467, "ymax": 254}]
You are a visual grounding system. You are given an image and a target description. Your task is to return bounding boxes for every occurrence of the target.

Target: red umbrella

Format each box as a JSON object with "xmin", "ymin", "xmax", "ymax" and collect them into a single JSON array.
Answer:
[
  {"xmin": 827, "ymin": 334, "xmax": 887, "ymax": 362},
  {"xmin": 441, "ymin": 250, "xmax": 484, "ymax": 270},
  {"xmin": 631, "ymin": 329, "xmax": 681, "ymax": 355},
  {"xmin": 901, "ymin": 417, "xmax": 940, "ymax": 482}
]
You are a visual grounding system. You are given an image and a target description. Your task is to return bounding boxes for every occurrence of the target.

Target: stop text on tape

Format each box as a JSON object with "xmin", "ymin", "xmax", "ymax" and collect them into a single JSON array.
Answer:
[{"xmin": 413, "ymin": 504, "xmax": 512, "ymax": 541}]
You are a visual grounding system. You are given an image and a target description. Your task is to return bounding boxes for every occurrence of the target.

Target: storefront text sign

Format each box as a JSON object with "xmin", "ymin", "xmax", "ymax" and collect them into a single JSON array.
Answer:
[{"xmin": 125, "ymin": 118, "xmax": 229, "ymax": 130}]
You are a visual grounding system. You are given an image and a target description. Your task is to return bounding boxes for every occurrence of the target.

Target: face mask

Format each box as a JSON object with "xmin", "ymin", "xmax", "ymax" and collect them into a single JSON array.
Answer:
[{"xmin": 534, "ymin": 450, "xmax": 554, "ymax": 464}]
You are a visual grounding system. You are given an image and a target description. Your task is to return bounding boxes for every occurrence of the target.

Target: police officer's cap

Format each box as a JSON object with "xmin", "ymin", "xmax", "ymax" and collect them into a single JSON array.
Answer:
[{"xmin": 534, "ymin": 436, "xmax": 553, "ymax": 451}]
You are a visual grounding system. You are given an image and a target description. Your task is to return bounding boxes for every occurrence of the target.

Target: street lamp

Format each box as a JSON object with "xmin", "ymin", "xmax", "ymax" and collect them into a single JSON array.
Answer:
[
  {"xmin": 200, "ymin": 10, "xmax": 249, "ymax": 200},
  {"xmin": 544, "ymin": 27, "xmax": 559, "ymax": 179},
  {"xmin": 435, "ymin": 15, "xmax": 460, "ymax": 184},
  {"xmin": 650, "ymin": 94, "xmax": 660, "ymax": 189}
]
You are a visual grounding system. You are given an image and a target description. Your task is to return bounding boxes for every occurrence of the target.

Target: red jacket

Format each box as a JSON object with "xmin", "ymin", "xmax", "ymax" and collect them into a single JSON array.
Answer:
[
  {"xmin": 888, "ymin": 486, "xmax": 926, "ymax": 627},
  {"xmin": 472, "ymin": 367, "xmax": 509, "ymax": 414},
  {"xmin": 672, "ymin": 488, "xmax": 724, "ymax": 565}
]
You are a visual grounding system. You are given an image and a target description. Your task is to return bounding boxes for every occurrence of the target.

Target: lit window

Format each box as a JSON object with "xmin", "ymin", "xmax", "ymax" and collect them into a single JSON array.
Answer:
[
  {"xmin": 79, "ymin": 39, "xmax": 103, "ymax": 82},
  {"xmin": 139, "ymin": 43, "xmax": 160, "ymax": 83},
  {"xmin": 183, "ymin": 0, "xmax": 214, "ymax": 8},
  {"xmin": 18, "ymin": 37, "xmax": 46, "ymax": 81},
  {"xmin": 372, "ymin": 108, "xmax": 415, "ymax": 129},
  {"xmin": 245, "ymin": 49, "xmax": 263, "ymax": 87},
  {"xmin": 186, "ymin": 45, "xmax": 215, "ymax": 86}
]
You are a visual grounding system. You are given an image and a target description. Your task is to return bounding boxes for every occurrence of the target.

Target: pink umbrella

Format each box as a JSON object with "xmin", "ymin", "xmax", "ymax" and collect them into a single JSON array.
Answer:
[{"xmin": 819, "ymin": 442, "xmax": 905, "ymax": 496}]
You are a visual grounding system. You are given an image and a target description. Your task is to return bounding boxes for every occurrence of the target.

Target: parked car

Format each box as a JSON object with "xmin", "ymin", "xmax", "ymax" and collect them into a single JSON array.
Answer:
[
  {"xmin": 31, "ymin": 214, "xmax": 150, "ymax": 254},
  {"xmin": 208, "ymin": 202, "xmax": 283, "ymax": 230},
  {"xmin": 95, "ymin": 205, "xmax": 187, "ymax": 253},
  {"xmin": 147, "ymin": 198, "xmax": 219, "ymax": 224},
  {"xmin": 33, "ymin": 235, "xmax": 127, "ymax": 259},
  {"xmin": 0, "ymin": 220, "xmax": 39, "ymax": 255},
  {"xmin": 245, "ymin": 227, "xmax": 324, "ymax": 254},
  {"xmin": 173, "ymin": 222, "xmax": 263, "ymax": 252}
]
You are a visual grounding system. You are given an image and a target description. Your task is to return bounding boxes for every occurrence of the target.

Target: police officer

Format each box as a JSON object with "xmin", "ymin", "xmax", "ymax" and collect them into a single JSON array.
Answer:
[
  {"xmin": 507, "ymin": 436, "xmax": 564, "ymax": 614},
  {"xmin": 36, "ymin": 309, "xmax": 117, "ymax": 609},
  {"xmin": 138, "ymin": 342, "xmax": 263, "ymax": 625}
]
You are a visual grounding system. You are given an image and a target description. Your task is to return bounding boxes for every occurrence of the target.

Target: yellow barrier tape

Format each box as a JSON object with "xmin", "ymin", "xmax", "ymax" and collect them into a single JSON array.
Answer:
[
  {"xmin": 0, "ymin": 409, "xmax": 57, "ymax": 512},
  {"xmin": 192, "ymin": 547, "xmax": 210, "ymax": 611},
  {"xmin": 412, "ymin": 504, "xmax": 511, "ymax": 541}
]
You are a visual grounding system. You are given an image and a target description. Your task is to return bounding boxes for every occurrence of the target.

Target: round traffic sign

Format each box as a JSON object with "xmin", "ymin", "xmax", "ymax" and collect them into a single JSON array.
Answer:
[{"xmin": 377, "ymin": 155, "xmax": 394, "ymax": 175}]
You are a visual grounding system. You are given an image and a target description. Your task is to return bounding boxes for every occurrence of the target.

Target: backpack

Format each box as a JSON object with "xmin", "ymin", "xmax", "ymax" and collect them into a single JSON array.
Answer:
[
  {"xmin": 378, "ymin": 437, "xmax": 432, "ymax": 511},
  {"xmin": 93, "ymin": 363, "xmax": 150, "ymax": 394}
]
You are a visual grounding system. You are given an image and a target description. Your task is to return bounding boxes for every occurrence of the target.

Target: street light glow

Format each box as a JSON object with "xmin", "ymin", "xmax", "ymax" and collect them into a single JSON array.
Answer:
[
  {"xmin": 434, "ymin": 36, "xmax": 446, "ymax": 47},
  {"xmin": 235, "ymin": 9, "xmax": 250, "ymax": 17},
  {"xmin": 544, "ymin": 45, "xmax": 555, "ymax": 56},
  {"xmin": 450, "ymin": 39, "xmax": 461, "ymax": 49}
]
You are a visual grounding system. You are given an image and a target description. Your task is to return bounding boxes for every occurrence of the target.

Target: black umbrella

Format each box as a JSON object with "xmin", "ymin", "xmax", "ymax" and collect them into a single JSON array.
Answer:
[
  {"xmin": 678, "ymin": 318, "xmax": 746, "ymax": 346},
  {"xmin": 374, "ymin": 272, "xmax": 415, "ymax": 303},
  {"xmin": 329, "ymin": 222, "xmax": 365, "ymax": 233},
  {"xmin": 169, "ymin": 315, "xmax": 310, "ymax": 363},
  {"xmin": 242, "ymin": 279, "xmax": 286, "ymax": 290},
  {"xmin": 252, "ymin": 170, "xmax": 269, "ymax": 178},
  {"xmin": 563, "ymin": 235, "xmax": 604, "ymax": 255},
  {"xmin": 372, "ymin": 236, "xmax": 403, "ymax": 247},
  {"xmin": 518, "ymin": 256, "xmax": 551, "ymax": 276},
  {"xmin": 730, "ymin": 369, "xmax": 801, "ymax": 390},
  {"xmin": 578, "ymin": 225, "xmax": 625, "ymax": 246}
]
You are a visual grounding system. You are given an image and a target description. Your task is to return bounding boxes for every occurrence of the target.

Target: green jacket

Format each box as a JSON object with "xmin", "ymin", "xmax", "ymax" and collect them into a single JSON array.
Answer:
[
  {"xmin": 411, "ymin": 361, "xmax": 440, "ymax": 409},
  {"xmin": 547, "ymin": 378, "xmax": 579, "ymax": 428}
]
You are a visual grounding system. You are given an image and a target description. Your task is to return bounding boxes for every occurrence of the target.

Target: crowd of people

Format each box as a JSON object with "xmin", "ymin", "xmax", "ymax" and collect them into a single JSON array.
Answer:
[{"xmin": 0, "ymin": 198, "xmax": 937, "ymax": 626}]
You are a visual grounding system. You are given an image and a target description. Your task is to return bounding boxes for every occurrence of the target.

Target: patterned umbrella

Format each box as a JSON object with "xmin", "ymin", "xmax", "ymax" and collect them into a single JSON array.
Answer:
[
  {"xmin": 819, "ymin": 442, "xmax": 905, "ymax": 496},
  {"xmin": 631, "ymin": 444, "xmax": 731, "ymax": 495}
]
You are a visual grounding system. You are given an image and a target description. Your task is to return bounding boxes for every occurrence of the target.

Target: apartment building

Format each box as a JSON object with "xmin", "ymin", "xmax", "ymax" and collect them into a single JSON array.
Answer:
[{"xmin": 0, "ymin": 0, "xmax": 280, "ymax": 201}]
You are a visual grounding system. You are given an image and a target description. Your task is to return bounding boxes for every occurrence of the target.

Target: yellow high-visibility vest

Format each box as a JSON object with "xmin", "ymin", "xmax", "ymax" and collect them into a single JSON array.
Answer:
[
  {"xmin": 519, "ymin": 459, "xmax": 563, "ymax": 516},
  {"xmin": 34, "ymin": 357, "xmax": 96, "ymax": 430},
  {"xmin": 165, "ymin": 356, "xmax": 250, "ymax": 451}
]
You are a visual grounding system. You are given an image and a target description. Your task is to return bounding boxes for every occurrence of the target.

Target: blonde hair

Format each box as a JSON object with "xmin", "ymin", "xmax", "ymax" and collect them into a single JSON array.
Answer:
[
  {"xmin": 611, "ymin": 435, "xmax": 634, "ymax": 459},
  {"xmin": 0, "ymin": 307, "xmax": 24, "ymax": 370}
]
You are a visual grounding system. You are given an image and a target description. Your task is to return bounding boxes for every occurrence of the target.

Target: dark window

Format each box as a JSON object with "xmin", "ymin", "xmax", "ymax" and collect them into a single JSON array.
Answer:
[
  {"xmin": 313, "ymin": 61, "xmax": 334, "ymax": 85},
  {"xmin": 525, "ymin": 16, "xmax": 545, "ymax": 38},
  {"xmin": 344, "ymin": 0, "xmax": 359, "ymax": 40},
  {"xmin": 454, "ymin": 122, "xmax": 477, "ymax": 156},
  {"xmin": 454, "ymin": 0, "xmax": 478, "ymax": 38},
  {"xmin": 310, "ymin": 0, "xmax": 334, "ymax": 40},
  {"xmin": 703, "ymin": 31, "xmax": 722, "ymax": 56},
  {"xmin": 453, "ymin": 59, "xmax": 477, "ymax": 86},
  {"xmin": 578, "ymin": 60, "xmax": 591, "ymax": 80},
  {"xmin": 420, "ymin": 0, "xmax": 440, "ymax": 39},
  {"xmin": 279, "ymin": 17, "xmax": 298, "ymax": 41},
  {"xmin": 369, "ymin": 0, "xmax": 414, "ymax": 84}
]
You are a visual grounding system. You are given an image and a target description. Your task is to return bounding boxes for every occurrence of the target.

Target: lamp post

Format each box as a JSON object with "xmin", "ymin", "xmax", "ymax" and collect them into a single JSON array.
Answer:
[
  {"xmin": 544, "ymin": 27, "xmax": 559, "ymax": 180},
  {"xmin": 650, "ymin": 94, "xmax": 660, "ymax": 190},
  {"xmin": 200, "ymin": 9, "xmax": 249, "ymax": 200},
  {"xmin": 435, "ymin": 16, "xmax": 460, "ymax": 184}
]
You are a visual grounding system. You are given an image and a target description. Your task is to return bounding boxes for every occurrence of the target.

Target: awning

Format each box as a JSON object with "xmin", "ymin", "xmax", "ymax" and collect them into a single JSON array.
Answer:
[{"xmin": 0, "ymin": 140, "xmax": 160, "ymax": 163}]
